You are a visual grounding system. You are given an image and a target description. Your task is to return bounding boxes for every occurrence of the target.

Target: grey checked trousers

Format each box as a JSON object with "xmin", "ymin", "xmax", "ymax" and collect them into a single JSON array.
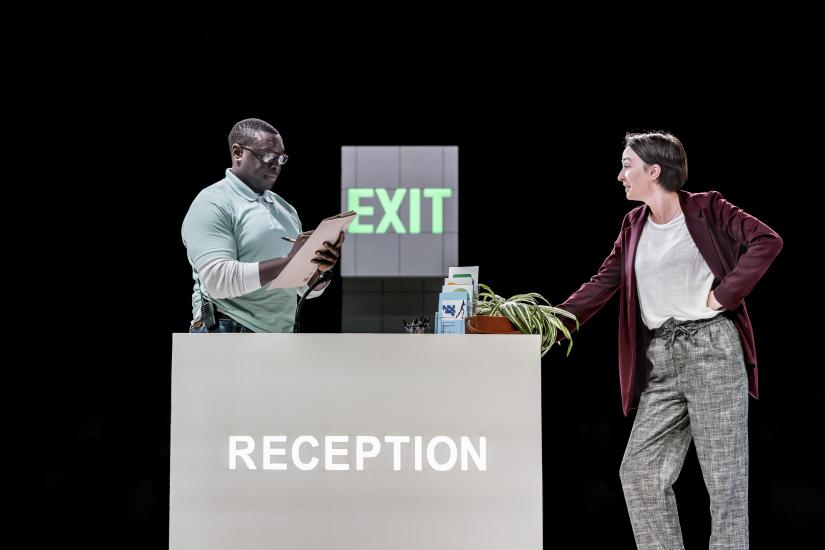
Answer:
[{"xmin": 620, "ymin": 315, "xmax": 749, "ymax": 549}]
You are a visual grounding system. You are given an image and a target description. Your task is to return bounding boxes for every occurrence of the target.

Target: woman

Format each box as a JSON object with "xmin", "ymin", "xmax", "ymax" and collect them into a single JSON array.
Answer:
[{"xmin": 555, "ymin": 131, "xmax": 782, "ymax": 549}]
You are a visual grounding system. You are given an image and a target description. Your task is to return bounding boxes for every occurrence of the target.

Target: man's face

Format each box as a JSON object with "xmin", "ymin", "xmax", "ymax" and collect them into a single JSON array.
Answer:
[{"xmin": 232, "ymin": 132, "xmax": 286, "ymax": 194}]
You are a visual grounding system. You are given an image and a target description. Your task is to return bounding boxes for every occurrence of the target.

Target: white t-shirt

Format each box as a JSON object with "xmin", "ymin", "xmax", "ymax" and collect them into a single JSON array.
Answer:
[{"xmin": 634, "ymin": 212, "xmax": 720, "ymax": 330}]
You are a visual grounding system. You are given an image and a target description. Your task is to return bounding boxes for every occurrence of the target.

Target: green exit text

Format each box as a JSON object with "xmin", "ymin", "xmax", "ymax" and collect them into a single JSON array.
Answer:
[{"xmin": 347, "ymin": 188, "xmax": 453, "ymax": 234}]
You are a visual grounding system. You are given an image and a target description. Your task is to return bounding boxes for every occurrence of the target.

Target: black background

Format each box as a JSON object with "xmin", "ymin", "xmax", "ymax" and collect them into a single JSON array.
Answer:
[{"xmin": 20, "ymin": 19, "xmax": 823, "ymax": 548}]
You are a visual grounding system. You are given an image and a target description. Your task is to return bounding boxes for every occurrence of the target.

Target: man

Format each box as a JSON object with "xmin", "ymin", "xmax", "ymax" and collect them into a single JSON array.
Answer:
[{"xmin": 182, "ymin": 118, "xmax": 343, "ymax": 333}]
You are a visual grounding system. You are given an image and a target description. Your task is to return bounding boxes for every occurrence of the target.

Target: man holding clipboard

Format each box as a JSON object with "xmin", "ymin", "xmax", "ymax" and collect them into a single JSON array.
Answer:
[{"xmin": 182, "ymin": 118, "xmax": 350, "ymax": 333}]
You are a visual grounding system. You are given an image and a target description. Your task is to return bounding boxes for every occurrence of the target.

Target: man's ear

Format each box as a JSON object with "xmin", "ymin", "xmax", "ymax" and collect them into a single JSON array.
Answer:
[{"xmin": 231, "ymin": 144, "xmax": 243, "ymax": 161}]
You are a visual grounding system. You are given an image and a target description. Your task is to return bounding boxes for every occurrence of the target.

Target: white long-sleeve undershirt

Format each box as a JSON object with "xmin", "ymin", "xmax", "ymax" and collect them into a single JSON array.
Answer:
[{"xmin": 198, "ymin": 257, "xmax": 327, "ymax": 300}]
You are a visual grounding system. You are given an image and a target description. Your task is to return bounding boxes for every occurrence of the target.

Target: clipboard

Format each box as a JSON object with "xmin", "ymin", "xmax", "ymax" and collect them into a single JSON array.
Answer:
[{"xmin": 267, "ymin": 210, "xmax": 357, "ymax": 289}]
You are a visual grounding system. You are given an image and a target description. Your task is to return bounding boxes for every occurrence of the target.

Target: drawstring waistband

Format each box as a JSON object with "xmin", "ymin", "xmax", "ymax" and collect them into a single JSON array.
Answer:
[{"xmin": 653, "ymin": 315, "xmax": 726, "ymax": 348}]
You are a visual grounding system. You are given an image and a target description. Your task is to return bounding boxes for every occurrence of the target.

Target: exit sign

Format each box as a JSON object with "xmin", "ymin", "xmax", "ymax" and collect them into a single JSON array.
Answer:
[{"xmin": 341, "ymin": 147, "xmax": 458, "ymax": 277}]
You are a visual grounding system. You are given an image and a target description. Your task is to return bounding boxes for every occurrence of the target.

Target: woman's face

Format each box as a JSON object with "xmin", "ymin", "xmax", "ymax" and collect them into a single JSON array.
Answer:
[{"xmin": 617, "ymin": 147, "xmax": 658, "ymax": 201}]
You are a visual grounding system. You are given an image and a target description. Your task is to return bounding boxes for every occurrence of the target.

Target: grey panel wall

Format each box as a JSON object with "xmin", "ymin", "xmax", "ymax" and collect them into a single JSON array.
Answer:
[{"xmin": 341, "ymin": 277, "xmax": 443, "ymax": 333}]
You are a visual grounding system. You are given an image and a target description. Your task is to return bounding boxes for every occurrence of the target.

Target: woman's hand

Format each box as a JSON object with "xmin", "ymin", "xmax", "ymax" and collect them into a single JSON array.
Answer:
[{"xmin": 707, "ymin": 290, "xmax": 725, "ymax": 311}]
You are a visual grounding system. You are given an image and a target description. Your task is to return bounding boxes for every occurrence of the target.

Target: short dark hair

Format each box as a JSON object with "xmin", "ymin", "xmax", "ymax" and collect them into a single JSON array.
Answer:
[
  {"xmin": 624, "ymin": 131, "xmax": 688, "ymax": 191},
  {"xmin": 228, "ymin": 118, "xmax": 279, "ymax": 153}
]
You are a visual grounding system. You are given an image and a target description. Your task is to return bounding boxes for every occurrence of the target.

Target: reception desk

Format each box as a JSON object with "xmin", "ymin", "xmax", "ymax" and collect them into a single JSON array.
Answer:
[{"xmin": 171, "ymin": 333, "xmax": 543, "ymax": 549}]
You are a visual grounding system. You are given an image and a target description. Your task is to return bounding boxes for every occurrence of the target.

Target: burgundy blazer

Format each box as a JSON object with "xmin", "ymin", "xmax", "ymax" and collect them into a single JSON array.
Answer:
[{"xmin": 556, "ymin": 190, "xmax": 783, "ymax": 416}]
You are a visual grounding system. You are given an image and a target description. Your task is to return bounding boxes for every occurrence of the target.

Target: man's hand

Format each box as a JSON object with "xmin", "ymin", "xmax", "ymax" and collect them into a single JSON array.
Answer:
[
  {"xmin": 287, "ymin": 231, "xmax": 315, "ymax": 258},
  {"xmin": 259, "ymin": 231, "xmax": 346, "ymax": 287},
  {"xmin": 707, "ymin": 290, "xmax": 725, "ymax": 311},
  {"xmin": 311, "ymin": 231, "xmax": 345, "ymax": 272}
]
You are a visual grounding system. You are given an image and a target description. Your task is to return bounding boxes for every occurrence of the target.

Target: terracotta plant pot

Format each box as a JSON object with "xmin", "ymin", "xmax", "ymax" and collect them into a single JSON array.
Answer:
[{"xmin": 465, "ymin": 315, "xmax": 521, "ymax": 334}]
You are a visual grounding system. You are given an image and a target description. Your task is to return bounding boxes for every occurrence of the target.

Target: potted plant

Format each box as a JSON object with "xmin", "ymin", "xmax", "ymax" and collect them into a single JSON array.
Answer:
[{"xmin": 466, "ymin": 284, "xmax": 579, "ymax": 357}]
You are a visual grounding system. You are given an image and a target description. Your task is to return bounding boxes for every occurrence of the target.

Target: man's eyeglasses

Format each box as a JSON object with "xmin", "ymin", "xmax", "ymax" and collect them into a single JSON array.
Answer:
[{"xmin": 240, "ymin": 145, "xmax": 289, "ymax": 167}]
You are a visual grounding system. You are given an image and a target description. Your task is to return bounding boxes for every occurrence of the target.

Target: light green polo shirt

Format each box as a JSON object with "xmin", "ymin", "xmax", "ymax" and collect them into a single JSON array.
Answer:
[{"xmin": 182, "ymin": 169, "xmax": 303, "ymax": 332}]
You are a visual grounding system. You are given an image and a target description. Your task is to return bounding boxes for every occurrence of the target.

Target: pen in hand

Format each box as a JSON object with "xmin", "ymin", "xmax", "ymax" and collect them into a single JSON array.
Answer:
[{"xmin": 281, "ymin": 236, "xmax": 296, "ymax": 243}]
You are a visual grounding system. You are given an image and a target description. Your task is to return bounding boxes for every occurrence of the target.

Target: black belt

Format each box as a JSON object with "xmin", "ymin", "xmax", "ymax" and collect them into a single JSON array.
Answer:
[
  {"xmin": 211, "ymin": 309, "xmax": 253, "ymax": 332},
  {"xmin": 215, "ymin": 309, "xmax": 234, "ymax": 321}
]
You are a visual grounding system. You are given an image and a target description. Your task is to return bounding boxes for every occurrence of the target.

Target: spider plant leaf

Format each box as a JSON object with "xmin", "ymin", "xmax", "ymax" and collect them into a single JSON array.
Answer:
[{"xmin": 472, "ymin": 284, "xmax": 577, "ymax": 358}]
